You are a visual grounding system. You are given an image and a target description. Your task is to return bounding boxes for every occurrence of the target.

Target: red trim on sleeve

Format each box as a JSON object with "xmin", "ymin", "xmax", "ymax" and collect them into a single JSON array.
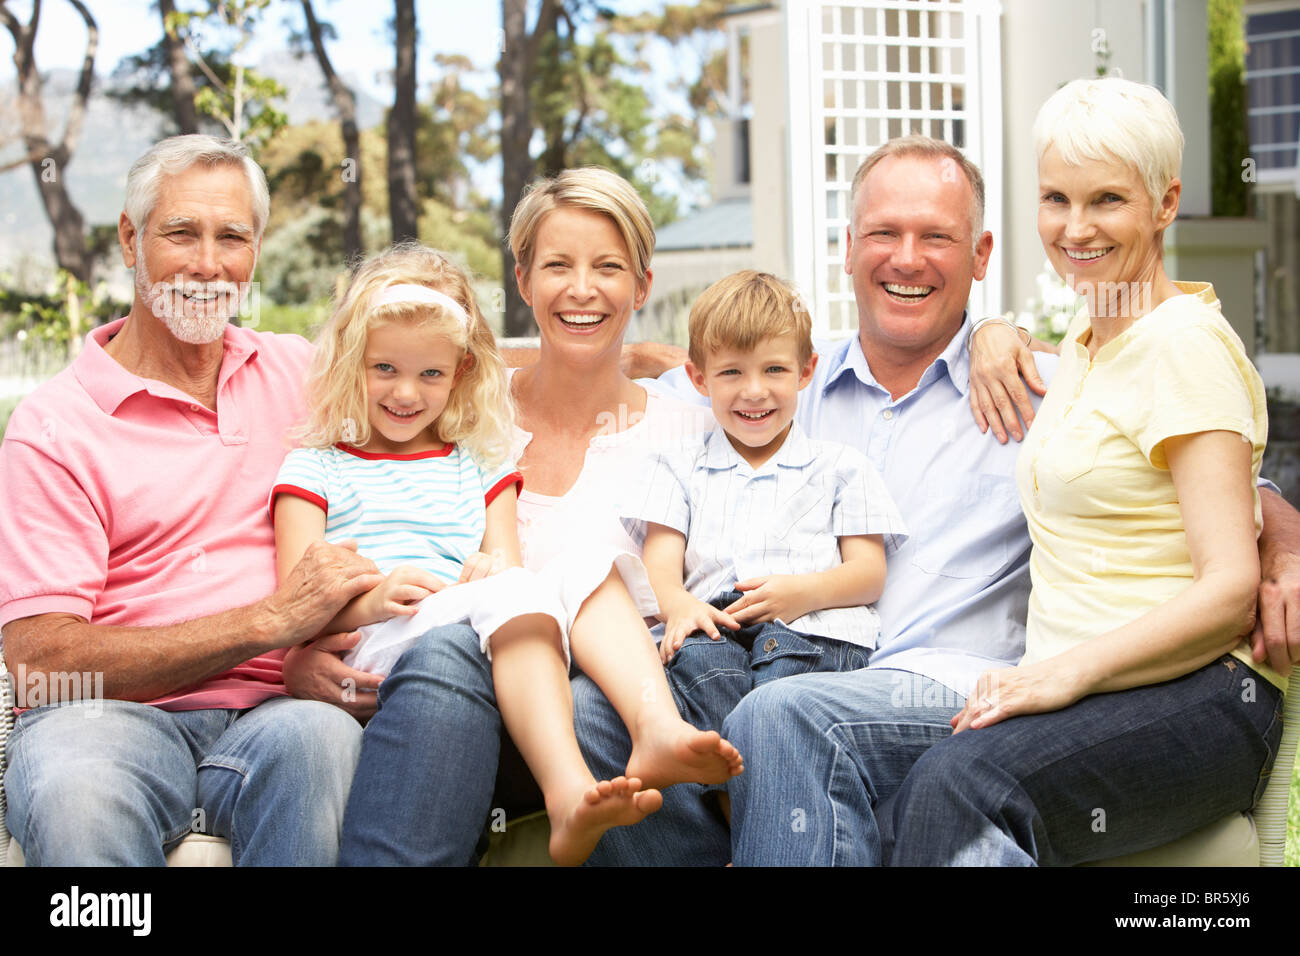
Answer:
[
  {"xmin": 269, "ymin": 484, "xmax": 328, "ymax": 521},
  {"xmin": 485, "ymin": 472, "xmax": 524, "ymax": 507}
]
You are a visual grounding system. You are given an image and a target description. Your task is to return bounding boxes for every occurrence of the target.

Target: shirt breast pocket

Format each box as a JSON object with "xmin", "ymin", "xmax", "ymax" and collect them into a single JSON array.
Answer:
[
  {"xmin": 1046, "ymin": 416, "xmax": 1105, "ymax": 484},
  {"xmin": 772, "ymin": 484, "xmax": 828, "ymax": 547},
  {"xmin": 910, "ymin": 473, "xmax": 1022, "ymax": 579}
]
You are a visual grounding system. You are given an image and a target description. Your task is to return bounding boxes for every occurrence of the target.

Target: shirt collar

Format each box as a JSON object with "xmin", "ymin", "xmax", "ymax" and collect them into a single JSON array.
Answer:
[
  {"xmin": 1172, "ymin": 280, "xmax": 1219, "ymax": 310},
  {"xmin": 75, "ymin": 317, "xmax": 261, "ymax": 415},
  {"xmin": 702, "ymin": 420, "xmax": 815, "ymax": 472},
  {"xmin": 926, "ymin": 312, "xmax": 972, "ymax": 397},
  {"xmin": 819, "ymin": 311, "xmax": 972, "ymax": 400}
]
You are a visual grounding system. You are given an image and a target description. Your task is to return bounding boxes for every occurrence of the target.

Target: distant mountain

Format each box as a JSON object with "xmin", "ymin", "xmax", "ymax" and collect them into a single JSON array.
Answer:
[{"xmin": 0, "ymin": 53, "xmax": 386, "ymax": 276}]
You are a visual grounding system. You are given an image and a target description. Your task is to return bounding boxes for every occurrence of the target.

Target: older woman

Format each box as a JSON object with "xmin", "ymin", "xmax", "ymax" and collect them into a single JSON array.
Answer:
[
  {"xmin": 334, "ymin": 168, "xmax": 728, "ymax": 865},
  {"xmin": 884, "ymin": 77, "xmax": 1285, "ymax": 866}
]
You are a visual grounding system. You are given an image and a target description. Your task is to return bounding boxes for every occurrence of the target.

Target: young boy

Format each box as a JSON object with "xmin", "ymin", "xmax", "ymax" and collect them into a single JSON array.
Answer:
[{"xmin": 623, "ymin": 270, "xmax": 907, "ymax": 740}]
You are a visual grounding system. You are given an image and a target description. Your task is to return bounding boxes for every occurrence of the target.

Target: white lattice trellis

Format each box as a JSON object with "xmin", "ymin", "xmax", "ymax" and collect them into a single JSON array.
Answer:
[{"xmin": 785, "ymin": 0, "xmax": 1003, "ymax": 338}]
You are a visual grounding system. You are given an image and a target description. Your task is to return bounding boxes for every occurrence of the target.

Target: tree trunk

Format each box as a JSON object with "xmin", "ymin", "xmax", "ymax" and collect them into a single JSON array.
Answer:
[
  {"xmin": 498, "ymin": 0, "xmax": 561, "ymax": 337},
  {"xmin": 159, "ymin": 0, "xmax": 198, "ymax": 134},
  {"xmin": 1, "ymin": 0, "xmax": 96, "ymax": 282},
  {"xmin": 301, "ymin": 0, "xmax": 362, "ymax": 263},
  {"xmin": 388, "ymin": 0, "xmax": 419, "ymax": 244},
  {"xmin": 499, "ymin": 0, "xmax": 532, "ymax": 336}
]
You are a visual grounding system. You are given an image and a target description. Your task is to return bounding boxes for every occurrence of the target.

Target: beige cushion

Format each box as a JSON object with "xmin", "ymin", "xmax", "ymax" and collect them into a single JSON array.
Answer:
[
  {"xmin": 478, "ymin": 810, "xmax": 554, "ymax": 867},
  {"xmin": 475, "ymin": 810, "xmax": 1264, "ymax": 867},
  {"xmin": 5, "ymin": 832, "xmax": 233, "ymax": 867},
  {"xmin": 0, "ymin": 809, "xmax": 1263, "ymax": 867},
  {"xmin": 1082, "ymin": 813, "xmax": 1258, "ymax": 867}
]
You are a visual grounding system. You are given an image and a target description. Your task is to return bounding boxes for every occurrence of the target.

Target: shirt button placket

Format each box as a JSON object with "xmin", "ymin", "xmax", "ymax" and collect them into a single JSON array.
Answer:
[{"xmin": 868, "ymin": 405, "xmax": 895, "ymax": 472}]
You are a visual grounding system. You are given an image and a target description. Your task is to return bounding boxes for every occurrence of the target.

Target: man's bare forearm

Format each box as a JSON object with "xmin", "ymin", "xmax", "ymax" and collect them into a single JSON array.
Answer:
[
  {"xmin": 2, "ymin": 541, "xmax": 383, "ymax": 702},
  {"xmin": 622, "ymin": 341, "xmax": 687, "ymax": 379},
  {"xmin": 1258, "ymin": 487, "xmax": 1300, "ymax": 573},
  {"xmin": 2, "ymin": 601, "xmax": 287, "ymax": 702}
]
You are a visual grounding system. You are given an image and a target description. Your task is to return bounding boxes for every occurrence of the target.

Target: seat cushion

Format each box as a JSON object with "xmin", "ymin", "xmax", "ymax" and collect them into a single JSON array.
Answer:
[
  {"xmin": 5, "ymin": 832, "xmax": 233, "ymax": 867},
  {"xmin": 1081, "ymin": 813, "xmax": 1258, "ymax": 866}
]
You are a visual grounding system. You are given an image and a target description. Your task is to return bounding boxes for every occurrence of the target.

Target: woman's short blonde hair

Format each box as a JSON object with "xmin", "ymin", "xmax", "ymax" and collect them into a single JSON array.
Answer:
[
  {"xmin": 508, "ymin": 167, "xmax": 655, "ymax": 281},
  {"xmin": 297, "ymin": 243, "xmax": 513, "ymax": 467},
  {"xmin": 688, "ymin": 270, "xmax": 813, "ymax": 369},
  {"xmin": 1032, "ymin": 76, "xmax": 1184, "ymax": 213}
]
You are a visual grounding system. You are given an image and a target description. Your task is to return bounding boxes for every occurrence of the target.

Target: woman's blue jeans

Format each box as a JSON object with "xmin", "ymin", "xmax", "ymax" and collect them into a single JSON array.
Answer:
[
  {"xmin": 338, "ymin": 623, "xmax": 500, "ymax": 866},
  {"xmin": 882, "ymin": 656, "xmax": 1284, "ymax": 866}
]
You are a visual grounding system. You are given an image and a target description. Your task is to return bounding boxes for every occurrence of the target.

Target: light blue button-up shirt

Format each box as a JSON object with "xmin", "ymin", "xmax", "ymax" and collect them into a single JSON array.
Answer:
[
  {"xmin": 799, "ymin": 321, "xmax": 1057, "ymax": 697},
  {"xmin": 651, "ymin": 316, "xmax": 1058, "ymax": 697},
  {"xmin": 622, "ymin": 421, "xmax": 907, "ymax": 647}
]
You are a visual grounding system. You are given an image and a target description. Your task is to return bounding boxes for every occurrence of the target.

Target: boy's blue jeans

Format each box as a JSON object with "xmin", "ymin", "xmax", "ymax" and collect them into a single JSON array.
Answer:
[
  {"xmin": 659, "ymin": 590, "xmax": 872, "ymax": 736},
  {"xmin": 571, "ymin": 589, "xmax": 871, "ymax": 866}
]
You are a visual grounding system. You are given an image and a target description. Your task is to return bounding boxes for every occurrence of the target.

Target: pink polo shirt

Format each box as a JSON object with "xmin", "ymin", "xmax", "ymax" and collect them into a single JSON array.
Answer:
[{"xmin": 0, "ymin": 318, "xmax": 313, "ymax": 711}]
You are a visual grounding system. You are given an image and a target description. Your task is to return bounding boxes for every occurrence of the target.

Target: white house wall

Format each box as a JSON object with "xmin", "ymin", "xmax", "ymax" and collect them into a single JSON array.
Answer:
[{"xmin": 999, "ymin": 0, "xmax": 1150, "ymax": 321}]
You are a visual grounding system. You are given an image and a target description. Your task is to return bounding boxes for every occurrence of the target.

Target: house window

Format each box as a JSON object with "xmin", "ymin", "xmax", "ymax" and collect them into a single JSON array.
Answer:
[{"xmin": 1246, "ymin": 6, "xmax": 1300, "ymax": 185}]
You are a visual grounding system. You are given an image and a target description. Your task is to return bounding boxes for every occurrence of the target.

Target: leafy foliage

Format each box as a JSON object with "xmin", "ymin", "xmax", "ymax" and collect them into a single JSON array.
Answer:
[
  {"xmin": 1209, "ymin": 0, "xmax": 1250, "ymax": 217},
  {"xmin": 111, "ymin": 1, "xmax": 288, "ymax": 149},
  {"xmin": 0, "ymin": 273, "xmax": 126, "ymax": 347},
  {"xmin": 524, "ymin": 1, "xmax": 738, "ymax": 226}
]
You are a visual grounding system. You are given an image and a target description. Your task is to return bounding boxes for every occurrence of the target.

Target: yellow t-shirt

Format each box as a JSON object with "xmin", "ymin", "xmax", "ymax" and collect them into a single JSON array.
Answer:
[{"xmin": 1015, "ymin": 281, "xmax": 1284, "ymax": 690}]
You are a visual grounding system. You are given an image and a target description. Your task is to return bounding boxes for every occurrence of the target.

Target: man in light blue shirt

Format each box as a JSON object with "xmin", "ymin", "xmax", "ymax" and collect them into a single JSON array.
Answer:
[{"xmin": 717, "ymin": 137, "xmax": 1055, "ymax": 866}]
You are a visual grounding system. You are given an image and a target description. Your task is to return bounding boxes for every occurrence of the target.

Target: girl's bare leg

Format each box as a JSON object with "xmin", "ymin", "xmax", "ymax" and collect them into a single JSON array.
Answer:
[
  {"xmin": 569, "ymin": 571, "xmax": 744, "ymax": 790},
  {"xmin": 490, "ymin": 614, "xmax": 661, "ymax": 866}
]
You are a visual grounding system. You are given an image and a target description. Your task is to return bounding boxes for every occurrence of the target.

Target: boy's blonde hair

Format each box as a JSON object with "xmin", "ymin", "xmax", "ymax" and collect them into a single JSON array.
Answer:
[
  {"xmin": 297, "ymin": 243, "xmax": 513, "ymax": 467},
  {"xmin": 688, "ymin": 270, "xmax": 813, "ymax": 369}
]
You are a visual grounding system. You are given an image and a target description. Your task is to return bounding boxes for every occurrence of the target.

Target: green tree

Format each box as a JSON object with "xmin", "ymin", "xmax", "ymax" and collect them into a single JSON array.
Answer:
[
  {"xmin": 159, "ymin": 0, "xmax": 200, "ymax": 133},
  {"xmin": 293, "ymin": 0, "xmax": 363, "ymax": 262},
  {"xmin": 0, "ymin": 0, "xmax": 97, "ymax": 282},
  {"xmin": 1209, "ymin": 0, "xmax": 1250, "ymax": 217},
  {"xmin": 389, "ymin": 0, "xmax": 419, "ymax": 243},
  {"xmin": 496, "ymin": 0, "xmax": 735, "ymax": 335},
  {"xmin": 111, "ymin": 1, "xmax": 287, "ymax": 147}
]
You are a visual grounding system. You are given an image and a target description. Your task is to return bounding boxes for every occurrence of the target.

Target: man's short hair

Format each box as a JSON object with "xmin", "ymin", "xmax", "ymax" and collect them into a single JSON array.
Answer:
[
  {"xmin": 850, "ymin": 135, "xmax": 986, "ymax": 240},
  {"xmin": 1032, "ymin": 76, "xmax": 1184, "ymax": 214},
  {"xmin": 688, "ymin": 270, "xmax": 813, "ymax": 369},
  {"xmin": 124, "ymin": 135, "xmax": 270, "ymax": 238}
]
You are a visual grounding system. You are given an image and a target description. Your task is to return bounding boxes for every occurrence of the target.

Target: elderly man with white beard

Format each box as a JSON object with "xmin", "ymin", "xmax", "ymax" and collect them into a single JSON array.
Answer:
[{"xmin": 0, "ymin": 135, "xmax": 382, "ymax": 865}]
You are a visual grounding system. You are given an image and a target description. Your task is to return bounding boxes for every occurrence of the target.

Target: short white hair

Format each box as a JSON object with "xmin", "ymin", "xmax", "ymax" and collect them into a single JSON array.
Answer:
[
  {"xmin": 1032, "ymin": 77, "xmax": 1184, "ymax": 214},
  {"xmin": 124, "ymin": 135, "xmax": 270, "ymax": 238}
]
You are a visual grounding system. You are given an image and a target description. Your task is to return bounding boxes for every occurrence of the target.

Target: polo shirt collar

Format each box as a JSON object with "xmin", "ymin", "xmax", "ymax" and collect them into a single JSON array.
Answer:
[
  {"xmin": 702, "ymin": 420, "xmax": 815, "ymax": 472},
  {"xmin": 75, "ymin": 317, "xmax": 261, "ymax": 415},
  {"xmin": 821, "ymin": 312, "xmax": 972, "ymax": 401}
]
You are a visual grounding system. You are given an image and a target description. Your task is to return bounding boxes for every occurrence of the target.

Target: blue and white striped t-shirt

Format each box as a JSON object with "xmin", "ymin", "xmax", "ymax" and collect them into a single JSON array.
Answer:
[{"xmin": 272, "ymin": 443, "xmax": 522, "ymax": 584}]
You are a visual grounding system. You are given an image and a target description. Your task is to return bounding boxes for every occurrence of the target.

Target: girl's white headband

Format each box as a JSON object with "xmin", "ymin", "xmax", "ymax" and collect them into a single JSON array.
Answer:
[{"xmin": 373, "ymin": 283, "xmax": 471, "ymax": 329}]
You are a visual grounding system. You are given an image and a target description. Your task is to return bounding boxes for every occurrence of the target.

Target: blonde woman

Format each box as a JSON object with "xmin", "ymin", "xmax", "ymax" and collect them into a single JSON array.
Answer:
[{"xmin": 337, "ymin": 178, "xmax": 743, "ymax": 866}]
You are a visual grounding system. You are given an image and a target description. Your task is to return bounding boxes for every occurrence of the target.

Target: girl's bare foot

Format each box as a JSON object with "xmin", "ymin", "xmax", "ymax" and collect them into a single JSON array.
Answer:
[
  {"xmin": 547, "ymin": 776, "xmax": 663, "ymax": 866},
  {"xmin": 625, "ymin": 718, "xmax": 744, "ymax": 791}
]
